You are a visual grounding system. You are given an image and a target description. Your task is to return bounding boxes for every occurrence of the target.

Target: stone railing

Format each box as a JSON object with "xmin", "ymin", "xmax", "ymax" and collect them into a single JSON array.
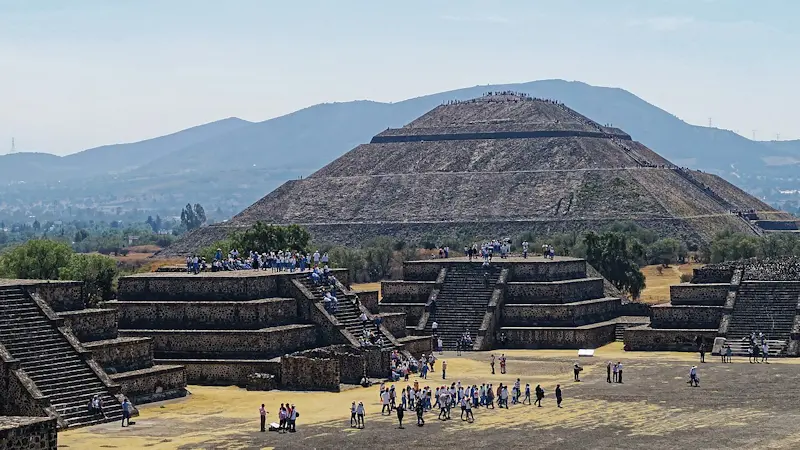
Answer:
[
  {"xmin": 717, "ymin": 267, "xmax": 743, "ymax": 338},
  {"xmin": 474, "ymin": 268, "xmax": 509, "ymax": 350},
  {"xmin": 415, "ymin": 268, "xmax": 447, "ymax": 334},
  {"xmin": 0, "ymin": 343, "xmax": 63, "ymax": 428}
]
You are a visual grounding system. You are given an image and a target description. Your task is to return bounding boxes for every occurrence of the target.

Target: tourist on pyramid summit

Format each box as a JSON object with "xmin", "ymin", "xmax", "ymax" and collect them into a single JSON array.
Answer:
[
  {"xmin": 522, "ymin": 240, "xmax": 529, "ymax": 258},
  {"xmin": 313, "ymin": 250, "xmax": 320, "ymax": 266}
]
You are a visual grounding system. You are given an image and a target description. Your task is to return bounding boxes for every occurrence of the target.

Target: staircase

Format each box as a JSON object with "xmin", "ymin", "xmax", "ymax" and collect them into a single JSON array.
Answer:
[
  {"xmin": 295, "ymin": 276, "xmax": 396, "ymax": 351},
  {"xmin": 726, "ymin": 281, "xmax": 800, "ymax": 346},
  {"xmin": 0, "ymin": 286, "xmax": 123, "ymax": 428},
  {"xmin": 615, "ymin": 321, "xmax": 648, "ymax": 342},
  {"xmin": 426, "ymin": 264, "xmax": 501, "ymax": 350},
  {"xmin": 723, "ymin": 338, "xmax": 787, "ymax": 357}
]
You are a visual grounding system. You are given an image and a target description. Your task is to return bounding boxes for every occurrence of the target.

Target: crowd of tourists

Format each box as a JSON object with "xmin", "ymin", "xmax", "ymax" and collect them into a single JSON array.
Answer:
[
  {"xmin": 186, "ymin": 249, "xmax": 332, "ymax": 274},
  {"xmin": 258, "ymin": 403, "xmax": 300, "ymax": 433}
]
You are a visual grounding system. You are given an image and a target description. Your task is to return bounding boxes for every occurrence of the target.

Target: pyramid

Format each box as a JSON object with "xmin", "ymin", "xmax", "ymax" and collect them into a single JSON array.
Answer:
[{"xmin": 166, "ymin": 93, "xmax": 797, "ymax": 254}]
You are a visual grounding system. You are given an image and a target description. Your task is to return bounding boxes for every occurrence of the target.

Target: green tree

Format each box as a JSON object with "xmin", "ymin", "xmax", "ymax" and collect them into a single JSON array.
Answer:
[
  {"xmin": 0, "ymin": 239, "xmax": 73, "ymax": 280},
  {"xmin": 363, "ymin": 236, "xmax": 396, "ymax": 281},
  {"xmin": 234, "ymin": 222, "xmax": 310, "ymax": 252},
  {"xmin": 647, "ymin": 238, "xmax": 683, "ymax": 265},
  {"xmin": 328, "ymin": 246, "xmax": 365, "ymax": 282},
  {"xmin": 60, "ymin": 253, "xmax": 119, "ymax": 306},
  {"xmin": 584, "ymin": 231, "xmax": 647, "ymax": 299},
  {"xmin": 180, "ymin": 203, "xmax": 207, "ymax": 231},
  {"xmin": 74, "ymin": 229, "xmax": 89, "ymax": 243}
]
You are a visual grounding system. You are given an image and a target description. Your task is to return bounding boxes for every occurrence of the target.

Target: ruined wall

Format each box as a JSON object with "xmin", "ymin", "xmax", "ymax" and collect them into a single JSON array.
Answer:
[
  {"xmin": 83, "ymin": 338, "xmax": 153, "ymax": 373},
  {"xmin": 294, "ymin": 346, "xmax": 365, "ymax": 384},
  {"xmin": 58, "ymin": 308, "xmax": 118, "ymax": 342},
  {"xmin": 113, "ymin": 298, "xmax": 297, "ymax": 330},
  {"xmin": 650, "ymin": 305, "xmax": 724, "ymax": 329},
  {"xmin": 669, "ymin": 284, "xmax": 729, "ymax": 306},
  {"xmin": 109, "ymin": 366, "xmax": 187, "ymax": 404},
  {"xmin": 120, "ymin": 324, "xmax": 317, "ymax": 359},
  {"xmin": 502, "ymin": 324, "xmax": 616, "ymax": 349},
  {"xmin": 117, "ymin": 274, "xmax": 279, "ymax": 301},
  {"xmin": 0, "ymin": 417, "xmax": 57, "ymax": 450},
  {"xmin": 381, "ymin": 281, "xmax": 435, "ymax": 303},
  {"xmin": 501, "ymin": 298, "xmax": 621, "ymax": 327},
  {"xmin": 157, "ymin": 359, "xmax": 281, "ymax": 386},
  {"xmin": 691, "ymin": 267, "xmax": 734, "ymax": 284},
  {"xmin": 505, "ymin": 278, "xmax": 604, "ymax": 304},
  {"xmin": 280, "ymin": 356, "xmax": 340, "ymax": 391},
  {"xmin": 399, "ymin": 336, "xmax": 433, "ymax": 356},
  {"xmin": 22, "ymin": 282, "xmax": 84, "ymax": 312},
  {"xmin": 624, "ymin": 326, "xmax": 716, "ymax": 351}
]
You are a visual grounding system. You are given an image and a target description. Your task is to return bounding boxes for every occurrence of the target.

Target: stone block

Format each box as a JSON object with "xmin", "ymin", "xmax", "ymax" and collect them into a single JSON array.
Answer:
[
  {"xmin": 500, "ymin": 323, "xmax": 616, "ymax": 349},
  {"xmin": 650, "ymin": 305, "xmax": 724, "ymax": 329},
  {"xmin": 83, "ymin": 337, "xmax": 154, "ymax": 373},
  {"xmin": 156, "ymin": 358, "xmax": 281, "ymax": 386},
  {"xmin": 381, "ymin": 281, "xmax": 435, "ymax": 303},
  {"xmin": 502, "ymin": 298, "xmax": 622, "ymax": 327},
  {"xmin": 113, "ymin": 298, "xmax": 297, "ymax": 330},
  {"xmin": 505, "ymin": 278, "xmax": 605, "ymax": 304},
  {"xmin": 624, "ymin": 326, "xmax": 717, "ymax": 351},
  {"xmin": 110, "ymin": 365, "xmax": 187, "ymax": 405},
  {"xmin": 280, "ymin": 355, "xmax": 340, "ymax": 391},
  {"xmin": 670, "ymin": 284, "xmax": 729, "ymax": 306},
  {"xmin": 0, "ymin": 417, "xmax": 57, "ymax": 450},
  {"xmin": 58, "ymin": 308, "xmax": 118, "ymax": 342}
]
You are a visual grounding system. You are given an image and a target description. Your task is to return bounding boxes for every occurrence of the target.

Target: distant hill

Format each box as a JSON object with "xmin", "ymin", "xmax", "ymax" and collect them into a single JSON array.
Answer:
[{"xmin": 2, "ymin": 80, "xmax": 798, "ymax": 221}]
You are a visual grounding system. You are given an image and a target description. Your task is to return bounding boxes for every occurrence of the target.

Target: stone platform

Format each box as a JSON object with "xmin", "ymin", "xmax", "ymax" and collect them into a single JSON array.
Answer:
[{"xmin": 380, "ymin": 257, "xmax": 641, "ymax": 350}]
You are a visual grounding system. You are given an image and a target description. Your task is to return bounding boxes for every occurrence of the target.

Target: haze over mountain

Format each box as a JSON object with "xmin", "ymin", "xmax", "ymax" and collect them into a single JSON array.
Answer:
[{"xmin": 2, "ymin": 80, "xmax": 798, "ymax": 222}]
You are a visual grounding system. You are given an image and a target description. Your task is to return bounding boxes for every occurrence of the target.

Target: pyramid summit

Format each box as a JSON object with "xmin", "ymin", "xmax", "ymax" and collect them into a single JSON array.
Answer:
[{"xmin": 167, "ymin": 92, "xmax": 796, "ymax": 254}]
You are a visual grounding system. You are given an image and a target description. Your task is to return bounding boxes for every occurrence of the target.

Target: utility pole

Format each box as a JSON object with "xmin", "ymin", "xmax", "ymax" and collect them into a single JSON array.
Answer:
[
  {"xmin": 752, "ymin": 130, "xmax": 757, "ymax": 140},
  {"xmin": 10, "ymin": 137, "xmax": 15, "ymax": 154},
  {"xmin": 708, "ymin": 117, "xmax": 712, "ymax": 127},
  {"xmin": 776, "ymin": 133, "xmax": 780, "ymax": 141}
]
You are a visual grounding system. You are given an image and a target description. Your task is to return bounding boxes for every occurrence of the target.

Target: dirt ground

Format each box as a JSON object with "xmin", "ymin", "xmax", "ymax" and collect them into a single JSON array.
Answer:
[
  {"xmin": 60, "ymin": 343, "xmax": 800, "ymax": 450},
  {"xmin": 638, "ymin": 264, "xmax": 702, "ymax": 304}
]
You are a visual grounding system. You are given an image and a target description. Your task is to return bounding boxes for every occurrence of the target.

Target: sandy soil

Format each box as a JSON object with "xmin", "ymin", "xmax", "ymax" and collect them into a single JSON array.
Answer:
[
  {"xmin": 60, "ymin": 343, "xmax": 800, "ymax": 450},
  {"xmin": 638, "ymin": 264, "xmax": 703, "ymax": 304}
]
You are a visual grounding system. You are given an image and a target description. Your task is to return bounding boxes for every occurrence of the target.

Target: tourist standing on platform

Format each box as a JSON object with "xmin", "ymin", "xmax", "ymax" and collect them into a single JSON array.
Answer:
[
  {"xmin": 522, "ymin": 241, "xmax": 529, "ymax": 258},
  {"xmin": 259, "ymin": 404, "xmax": 268, "ymax": 432},
  {"xmin": 699, "ymin": 343, "xmax": 706, "ymax": 363},
  {"xmin": 725, "ymin": 344, "xmax": 733, "ymax": 363},
  {"xmin": 442, "ymin": 360, "xmax": 447, "ymax": 380},
  {"xmin": 288, "ymin": 404, "xmax": 298, "ymax": 432},
  {"xmin": 573, "ymin": 363, "xmax": 583, "ymax": 382},
  {"xmin": 616, "ymin": 362, "xmax": 624, "ymax": 383},
  {"xmin": 762, "ymin": 342, "xmax": 770, "ymax": 363},
  {"xmin": 490, "ymin": 354, "xmax": 496, "ymax": 374},
  {"xmin": 350, "ymin": 402, "xmax": 357, "ymax": 428},
  {"xmin": 555, "ymin": 385, "xmax": 563, "ymax": 408},
  {"xmin": 499, "ymin": 354, "xmax": 507, "ymax": 374},
  {"xmin": 607, "ymin": 361, "xmax": 612, "ymax": 383},
  {"xmin": 612, "ymin": 362, "xmax": 619, "ymax": 383}
]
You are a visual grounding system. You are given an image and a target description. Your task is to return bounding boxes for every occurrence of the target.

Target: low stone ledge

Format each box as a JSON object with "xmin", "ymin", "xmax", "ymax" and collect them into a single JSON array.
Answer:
[
  {"xmin": 650, "ymin": 304, "xmax": 724, "ymax": 329},
  {"xmin": 155, "ymin": 358, "xmax": 281, "ymax": 386},
  {"xmin": 501, "ymin": 297, "xmax": 622, "ymax": 327},
  {"xmin": 375, "ymin": 312, "xmax": 407, "ymax": 338},
  {"xmin": 110, "ymin": 365, "xmax": 187, "ymax": 405},
  {"xmin": 396, "ymin": 335, "xmax": 433, "ymax": 356},
  {"xmin": 83, "ymin": 337, "xmax": 154, "ymax": 373},
  {"xmin": 119, "ymin": 324, "xmax": 318, "ymax": 359},
  {"xmin": 0, "ymin": 416, "xmax": 57, "ymax": 450},
  {"xmin": 624, "ymin": 326, "xmax": 717, "ymax": 352},
  {"xmin": 378, "ymin": 303, "xmax": 426, "ymax": 325},
  {"xmin": 499, "ymin": 322, "xmax": 616, "ymax": 349},
  {"xmin": 670, "ymin": 283, "xmax": 729, "ymax": 306},
  {"xmin": 505, "ymin": 278, "xmax": 605, "ymax": 304},
  {"xmin": 111, "ymin": 298, "xmax": 297, "ymax": 330},
  {"xmin": 381, "ymin": 281, "xmax": 435, "ymax": 303},
  {"xmin": 58, "ymin": 308, "xmax": 118, "ymax": 342}
]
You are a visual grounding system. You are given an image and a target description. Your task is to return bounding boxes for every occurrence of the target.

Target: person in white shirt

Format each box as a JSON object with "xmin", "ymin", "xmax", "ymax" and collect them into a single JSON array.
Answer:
[
  {"xmin": 350, "ymin": 402, "xmax": 357, "ymax": 428},
  {"xmin": 356, "ymin": 401, "xmax": 365, "ymax": 428},
  {"xmin": 688, "ymin": 365, "xmax": 699, "ymax": 387},
  {"xmin": 381, "ymin": 389, "xmax": 391, "ymax": 415}
]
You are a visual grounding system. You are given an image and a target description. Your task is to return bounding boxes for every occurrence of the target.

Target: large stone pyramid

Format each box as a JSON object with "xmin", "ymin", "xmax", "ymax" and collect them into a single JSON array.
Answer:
[{"xmin": 167, "ymin": 93, "xmax": 797, "ymax": 254}]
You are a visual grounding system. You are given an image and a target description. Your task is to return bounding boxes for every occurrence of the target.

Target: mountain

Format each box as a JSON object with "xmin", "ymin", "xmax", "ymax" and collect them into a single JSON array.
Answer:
[
  {"xmin": 164, "ymin": 92, "xmax": 797, "ymax": 255},
  {"xmin": 0, "ymin": 117, "xmax": 252, "ymax": 182},
  {"xmin": 2, "ymin": 80, "xmax": 798, "ymax": 222}
]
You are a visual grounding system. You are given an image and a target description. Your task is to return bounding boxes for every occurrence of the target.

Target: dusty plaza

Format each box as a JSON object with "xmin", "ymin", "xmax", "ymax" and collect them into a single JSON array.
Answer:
[{"xmin": 59, "ymin": 344, "xmax": 800, "ymax": 450}]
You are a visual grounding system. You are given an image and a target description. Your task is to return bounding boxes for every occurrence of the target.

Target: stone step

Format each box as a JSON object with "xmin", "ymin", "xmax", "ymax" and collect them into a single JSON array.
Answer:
[
  {"xmin": 30, "ymin": 367, "xmax": 93, "ymax": 382},
  {"xmin": 29, "ymin": 363, "xmax": 90, "ymax": 378}
]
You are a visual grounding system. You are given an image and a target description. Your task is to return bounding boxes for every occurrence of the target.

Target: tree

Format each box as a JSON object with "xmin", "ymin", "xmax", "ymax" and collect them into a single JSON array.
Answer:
[
  {"xmin": 181, "ymin": 203, "xmax": 207, "ymax": 231},
  {"xmin": 74, "ymin": 229, "xmax": 89, "ymax": 243},
  {"xmin": 0, "ymin": 239, "xmax": 73, "ymax": 280},
  {"xmin": 32, "ymin": 220, "xmax": 41, "ymax": 231},
  {"xmin": 647, "ymin": 238, "xmax": 683, "ymax": 266},
  {"xmin": 584, "ymin": 231, "xmax": 646, "ymax": 299},
  {"xmin": 328, "ymin": 247, "xmax": 364, "ymax": 282},
  {"xmin": 233, "ymin": 222, "xmax": 310, "ymax": 253},
  {"xmin": 60, "ymin": 253, "xmax": 118, "ymax": 306},
  {"xmin": 363, "ymin": 237, "xmax": 396, "ymax": 281}
]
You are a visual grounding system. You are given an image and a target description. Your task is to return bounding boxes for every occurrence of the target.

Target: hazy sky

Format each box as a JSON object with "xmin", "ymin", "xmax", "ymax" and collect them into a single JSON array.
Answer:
[{"xmin": 2, "ymin": 0, "xmax": 798, "ymax": 155}]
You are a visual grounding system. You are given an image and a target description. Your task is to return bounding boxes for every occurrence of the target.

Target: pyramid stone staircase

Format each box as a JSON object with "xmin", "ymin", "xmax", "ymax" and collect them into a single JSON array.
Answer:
[
  {"xmin": 0, "ymin": 286, "xmax": 123, "ymax": 429},
  {"xmin": 724, "ymin": 281, "xmax": 800, "ymax": 356},
  {"xmin": 424, "ymin": 265, "xmax": 501, "ymax": 350}
]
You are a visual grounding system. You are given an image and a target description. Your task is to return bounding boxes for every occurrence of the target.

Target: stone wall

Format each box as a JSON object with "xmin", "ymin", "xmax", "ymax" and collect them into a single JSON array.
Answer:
[
  {"xmin": 669, "ymin": 284, "xmax": 729, "ymax": 306},
  {"xmin": 58, "ymin": 308, "xmax": 118, "ymax": 342},
  {"xmin": 381, "ymin": 281, "xmax": 435, "ymax": 303},
  {"xmin": 120, "ymin": 324, "xmax": 318, "ymax": 359},
  {"xmin": 376, "ymin": 313, "xmax": 407, "ymax": 338},
  {"xmin": 117, "ymin": 274, "xmax": 279, "ymax": 301},
  {"xmin": 501, "ymin": 298, "xmax": 621, "ymax": 327},
  {"xmin": 109, "ymin": 366, "xmax": 187, "ymax": 404},
  {"xmin": 691, "ymin": 267, "xmax": 734, "ymax": 284},
  {"xmin": 501, "ymin": 324, "xmax": 616, "ymax": 349},
  {"xmin": 294, "ymin": 346, "xmax": 365, "ymax": 384},
  {"xmin": 280, "ymin": 356, "xmax": 340, "ymax": 391},
  {"xmin": 113, "ymin": 298, "xmax": 297, "ymax": 330},
  {"xmin": 354, "ymin": 290, "xmax": 379, "ymax": 314},
  {"xmin": 650, "ymin": 305, "xmax": 724, "ymax": 329},
  {"xmin": 509, "ymin": 260, "xmax": 588, "ymax": 282},
  {"xmin": 378, "ymin": 303, "xmax": 425, "ymax": 326},
  {"xmin": 398, "ymin": 336, "xmax": 433, "ymax": 356},
  {"xmin": 624, "ymin": 326, "xmax": 717, "ymax": 351},
  {"xmin": 0, "ymin": 417, "xmax": 57, "ymax": 450},
  {"xmin": 505, "ymin": 278, "xmax": 605, "ymax": 304},
  {"xmin": 22, "ymin": 282, "xmax": 84, "ymax": 312},
  {"xmin": 156, "ymin": 359, "xmax": 281, "ymax": 386},
  {"xmin": 401, "ymin": 262, "xmax": 443, "ymax": 281},
  {"xmin": 83, "ymin": 337, "xmax": 153, "ymax": 373}
]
